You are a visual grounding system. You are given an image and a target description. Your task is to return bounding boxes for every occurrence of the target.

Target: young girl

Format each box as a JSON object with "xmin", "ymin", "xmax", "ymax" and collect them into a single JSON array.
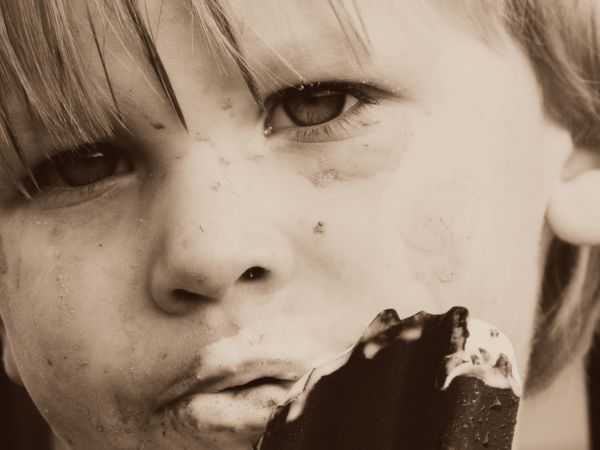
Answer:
[{"xmin": 0, "ymin": 0, "xmax": 599, "ymax": 448}]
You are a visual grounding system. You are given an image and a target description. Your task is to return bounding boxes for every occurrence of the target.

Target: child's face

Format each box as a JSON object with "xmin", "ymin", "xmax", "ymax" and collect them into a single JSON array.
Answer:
[{"xmin": 0, "ymin": 1, "xmax": 572, "ymax": 448}]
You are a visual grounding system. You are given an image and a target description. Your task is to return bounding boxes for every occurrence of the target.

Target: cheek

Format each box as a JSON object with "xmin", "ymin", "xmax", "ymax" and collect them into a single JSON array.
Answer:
[
  {"xmin": 395, "ymin": 175, "xmax": 477, "ymax": 298},
  {"xmin": 392, "ymin": 110, "xmax": 547, "ymax": 367},
  {"xmin": 314, "ymin": 108, "xmax": 550, "ymax": 373},
  {"xmin": 0, "ymin": 213, "xmax": 165, "ymax": 439},
  {"xmin": 0, "ymin": 225, "xmax": 109, "ymax": 399}
]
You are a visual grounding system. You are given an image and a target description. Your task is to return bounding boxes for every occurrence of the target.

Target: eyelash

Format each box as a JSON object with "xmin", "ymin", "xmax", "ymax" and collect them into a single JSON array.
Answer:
[
  {"xmin": 30, "ymin": 177, "xmax": 121, "ymax": 208},
  {"xmin": 20, "ymin": 144, "xmax": 133, "ymax": 208},
  {"xmin": 265, "ymin": 81, "xmax": 382, "ymax": 142},
  {"xmin": 20, "ymin": 170, "xmax": 122, "ymax": 209},
  {"xmin": 293, "ymin": 106, "xmax": 375, "ymax": 142}
]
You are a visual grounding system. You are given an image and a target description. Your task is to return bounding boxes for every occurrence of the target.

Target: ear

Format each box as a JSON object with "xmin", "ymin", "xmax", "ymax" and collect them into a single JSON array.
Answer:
[
  {"xmin": 547, "ymin": 144, "xmax": 600, "ymax": 245},
  {"xmin": 0, "ymin": 320, "xmax": 23, "ymax": 385}
]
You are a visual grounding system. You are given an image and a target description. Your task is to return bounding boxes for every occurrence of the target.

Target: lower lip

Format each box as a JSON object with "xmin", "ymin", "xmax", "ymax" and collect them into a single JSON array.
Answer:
[{"xmin": 167, "ymin": 384, "xmax": 290, "ymax": 436}]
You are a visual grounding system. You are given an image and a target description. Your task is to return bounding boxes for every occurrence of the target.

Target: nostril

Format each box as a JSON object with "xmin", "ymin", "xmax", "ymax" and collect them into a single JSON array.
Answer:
[
  {"xmin": 240, "ymin": 266, "xmax": 268, "ymax": 282},
  {"xmin": 172, "ymin": 289, "xmax": 207, "ymax": 302},
  {"xmin": 160, "ymin": 289, "xmax": 215, "ymax": 314}
]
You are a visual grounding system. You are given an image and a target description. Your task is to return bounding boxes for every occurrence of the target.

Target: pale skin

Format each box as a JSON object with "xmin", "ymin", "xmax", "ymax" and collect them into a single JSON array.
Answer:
[{"xmin": 0, "ymin": 1, "xmax": 598, "ymax": 449}]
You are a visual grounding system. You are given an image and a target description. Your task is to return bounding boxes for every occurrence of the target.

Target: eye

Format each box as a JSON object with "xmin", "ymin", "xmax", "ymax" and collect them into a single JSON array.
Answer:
[
  {"xmin": 267, "ymin": 82, "xmax": 365, "ymax": 132},
  {"xmin": 283, "ymin": 88, "xmax": 349, "ymax": 126},
  {"xmin": 33, "ymin": 142, "xmax": 133, "ymax": 189}
]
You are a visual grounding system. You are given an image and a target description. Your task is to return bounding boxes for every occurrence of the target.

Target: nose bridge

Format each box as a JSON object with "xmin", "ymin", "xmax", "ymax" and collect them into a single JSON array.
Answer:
[
  {"xmin": 163, "ymin": 141, "xmax": 271, "ymax": 233},
  {"xmin": 169, "ymin": 149, "xmax": 243, "ymax": 230},
  {"xmin": 147, "ymin": 148, "xmax": 294, "ymax": 314}
]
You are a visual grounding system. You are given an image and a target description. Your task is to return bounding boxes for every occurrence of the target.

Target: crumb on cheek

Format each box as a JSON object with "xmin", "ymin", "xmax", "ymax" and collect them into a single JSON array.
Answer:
[
  {"xmin": 313, "ymin": 221, "xmax": 326, "ymax": 234},
  {"xmin": 142, "ymin": 113, "xmax": 166, "ymax": 130},
  {"xmin": 221, "ymin": 97, "xmax": 233, "ymax": 110},
  {"xmin": 194, "ymin": 132, "xmax": 209, "ymax": 142}
]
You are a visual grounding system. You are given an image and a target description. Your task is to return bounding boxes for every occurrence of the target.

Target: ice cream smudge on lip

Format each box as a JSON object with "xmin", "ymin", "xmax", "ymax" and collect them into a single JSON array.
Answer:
[{"xmin": 256, "ymin": 307, "xmax": 522, "ymax": 450}]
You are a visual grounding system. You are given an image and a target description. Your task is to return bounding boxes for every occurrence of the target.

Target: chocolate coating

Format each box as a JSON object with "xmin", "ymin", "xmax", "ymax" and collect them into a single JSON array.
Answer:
[{"xmin": 256, "ymin": 307, "xmax": 520, "ymax": 450}]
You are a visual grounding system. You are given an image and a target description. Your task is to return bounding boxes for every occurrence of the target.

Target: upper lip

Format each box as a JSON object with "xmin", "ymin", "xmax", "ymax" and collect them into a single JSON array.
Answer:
[{"xmin": 154, "ymin": 358, "xmax": 305, "ymax": 412}]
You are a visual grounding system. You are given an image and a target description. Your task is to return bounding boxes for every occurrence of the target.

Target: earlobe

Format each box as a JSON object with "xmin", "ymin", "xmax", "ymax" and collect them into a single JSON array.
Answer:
[
  {"xmin": 0, "ymin": 320, "xmax": 23, "ymax": 385},
  {"xmin": 547, "ymin": 147, "xmax": 600, "ymax": 246}
]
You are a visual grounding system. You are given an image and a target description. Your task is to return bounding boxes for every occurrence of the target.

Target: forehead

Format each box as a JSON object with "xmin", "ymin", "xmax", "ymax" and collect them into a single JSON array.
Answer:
[
  {"xmin": 124, "ymin": 0, "xmax": 507, "ymax": 91},
  {"xmin": 0, "ymin": 0, "xmax": 511, "ymax": 164}
]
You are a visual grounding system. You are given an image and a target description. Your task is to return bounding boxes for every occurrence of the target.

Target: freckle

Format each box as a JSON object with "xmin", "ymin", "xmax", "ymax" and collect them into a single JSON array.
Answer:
[
  {"xmin": 313, "ymin": 221, "xmax": 326, "ymax": 234},
  {"xmin": 222, "ymin": 97, "xmax": 233, "ymax": 110},
  {"xmin": 50, "ymin": 226, "xmax": 62, "ymax": 239},
  {"xmin": 161, "ymin": 353, "xmax": 168, "ymax": 360},
  {"xmin": 0, "ymin": 235, "xmax": 7, "ymax": 274},
  {"xmin": 218, "ymin": 156, "xmax": 230, "ymax": 167},
  {"xmin": 247, "ymin": 154, "xmax": 263, "ymax": 162},
  {"xmin": 46, "ymin": 358, "xmax": 53, "ymax": 366},
  {"xmin": 152, "ymin": 121, "xmax": 165, "ymax": 130},
  {"xmin": 210, "ymin": 182, "xmax": 221, "ymax": 192}
]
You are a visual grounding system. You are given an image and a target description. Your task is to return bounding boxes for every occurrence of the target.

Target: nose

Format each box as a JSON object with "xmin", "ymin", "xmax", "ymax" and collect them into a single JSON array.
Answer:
[{"xmin": 148, "ymin": 156, "xmax": 295, "ymax": 315}]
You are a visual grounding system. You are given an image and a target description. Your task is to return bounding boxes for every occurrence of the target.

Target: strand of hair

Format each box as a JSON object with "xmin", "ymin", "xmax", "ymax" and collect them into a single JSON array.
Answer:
[
  {"xmin": 87, "ymin": 3, "xmax": 121, "ymax": 119},
  {"xmin": 124, "ymin": 0, "xmax": 188, "ymax": 131}
]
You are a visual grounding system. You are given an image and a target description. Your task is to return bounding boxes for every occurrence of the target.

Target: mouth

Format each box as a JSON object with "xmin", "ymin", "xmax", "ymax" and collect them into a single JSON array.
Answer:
[
  {"xmin": 157, "ymin": 364, "xmax": 301, "ymax": 439},
  {"xmin": 220, "ymin": 376, "xmax": 294, "ymax": 395}
]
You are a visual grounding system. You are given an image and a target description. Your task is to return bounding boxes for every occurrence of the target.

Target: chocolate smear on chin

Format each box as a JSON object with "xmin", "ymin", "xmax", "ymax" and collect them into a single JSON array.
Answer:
[{"xmin": 256, "ymin": 307, "xmax": 521, "ymax": 450}]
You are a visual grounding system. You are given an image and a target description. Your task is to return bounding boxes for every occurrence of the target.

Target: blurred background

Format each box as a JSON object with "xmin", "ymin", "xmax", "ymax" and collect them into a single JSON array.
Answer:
[
  {"xmin": 588, "ymin": 330, "xmax": 600, "ymax": 450},
  {"xmin": 1, "ymin": 334, "xmax": 599, "ymax": 450},
  {"xmin": 0, "ymin": 357, "xmax": 50, "ymax": 449}
]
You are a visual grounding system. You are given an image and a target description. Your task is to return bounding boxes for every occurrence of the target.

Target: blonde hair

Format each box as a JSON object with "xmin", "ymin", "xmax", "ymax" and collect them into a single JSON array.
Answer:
[{"xmin": 0, "ymin": 0, "xmax": 599, "ymax": 393}]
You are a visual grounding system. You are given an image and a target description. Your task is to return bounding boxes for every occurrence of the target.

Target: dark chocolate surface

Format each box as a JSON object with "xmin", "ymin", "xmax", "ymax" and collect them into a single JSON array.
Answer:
[{"xmin": 257, "ymin": 307, "xmax": 519, "ymax": 450}]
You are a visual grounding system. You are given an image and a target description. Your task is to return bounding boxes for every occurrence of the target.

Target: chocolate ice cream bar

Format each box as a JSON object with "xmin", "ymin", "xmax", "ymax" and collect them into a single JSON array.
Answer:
[{"xmin": 256, "ymin": 307, "xmax": 521, "ymax": 450}]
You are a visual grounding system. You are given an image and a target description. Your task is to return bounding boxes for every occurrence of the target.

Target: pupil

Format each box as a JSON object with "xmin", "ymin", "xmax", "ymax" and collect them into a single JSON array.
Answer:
[{"xmin": 284, "ymin": 89, "xmax": 346, "ymax": 127}]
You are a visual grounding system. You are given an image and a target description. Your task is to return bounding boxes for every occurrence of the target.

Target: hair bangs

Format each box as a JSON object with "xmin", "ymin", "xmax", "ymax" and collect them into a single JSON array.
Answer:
[
  {"xmin": 0, "ymin": 0, "xmax": 255, "ymax": 192},
  {"xmin": 0, "ymin": 1, "xmax": 114, "ymax": 146}
]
